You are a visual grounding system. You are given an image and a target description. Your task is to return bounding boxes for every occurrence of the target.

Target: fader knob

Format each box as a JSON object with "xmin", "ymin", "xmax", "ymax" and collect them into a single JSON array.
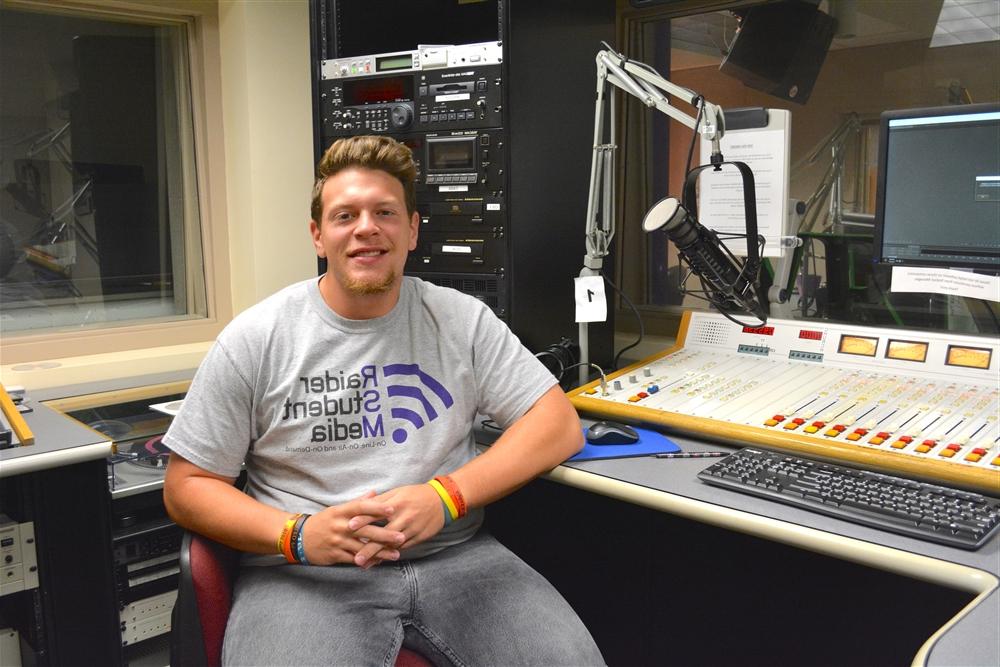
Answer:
[{"xmin": 390, "ymin": 104, "xmax": 413, "ymax": 129}]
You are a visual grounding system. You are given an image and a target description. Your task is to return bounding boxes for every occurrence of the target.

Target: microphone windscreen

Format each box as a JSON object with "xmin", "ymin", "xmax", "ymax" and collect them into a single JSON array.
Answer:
[{"xmin": 642, "ymin": 197, "xmax": 683, "ymax": 233}]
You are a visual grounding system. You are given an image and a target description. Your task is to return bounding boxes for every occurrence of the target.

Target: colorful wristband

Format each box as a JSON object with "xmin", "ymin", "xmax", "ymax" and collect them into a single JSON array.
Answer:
[
  {"xmin": 278, "ymin": 513, "xmax": 302, "ymax": 563},
  {"xmin": 437, "ymin": 495, "xmax": 454, "ymax": 524},
  {"xmin": 433, "ymin": 475, "xmax": 467, "ymax": 519},
  {"xmin": 428, "ymin": 479, "xmax": 458, "ymax": 521},
  {"xmin": 292, "ymin": 514, "xmax": 310, "ymax": 565}
]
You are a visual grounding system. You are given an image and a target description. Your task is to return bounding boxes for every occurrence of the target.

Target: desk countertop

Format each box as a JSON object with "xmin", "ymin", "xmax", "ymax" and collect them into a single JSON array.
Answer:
[
  {"xmin": 566, "ymin": 440, "xmax": 999, "ymax": 667},
  {"xmin": 0, "ymin": 402, "xmax": 111, "ymax": 478},
  {"xmin": 477, "ymin": 424, "xmax": 1000, "ymax": 667}
]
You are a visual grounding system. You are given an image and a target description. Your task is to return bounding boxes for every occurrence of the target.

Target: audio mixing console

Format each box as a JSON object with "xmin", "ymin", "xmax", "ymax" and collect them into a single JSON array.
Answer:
[{"xmin": 569, "ymin": 311, "xmax": 1000, "ymax": 494}]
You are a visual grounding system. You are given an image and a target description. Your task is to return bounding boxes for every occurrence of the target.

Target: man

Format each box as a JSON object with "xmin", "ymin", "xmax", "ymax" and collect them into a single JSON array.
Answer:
[{"xmin": 163, "ymin": 135, "xmax": 604, "ymax": 665}]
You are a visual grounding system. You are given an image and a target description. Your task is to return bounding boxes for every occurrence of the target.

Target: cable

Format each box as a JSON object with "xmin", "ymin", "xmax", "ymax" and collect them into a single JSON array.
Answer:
[
  {"xmin": 561, "ymin": 361, "xmax": 608, "ymax": 395},
  {"xmin": 602, "ymin": 273, "xmax": 644, "ymax": 370},
  {"xmin": 684, "ymin": 97, "xmax": 705, "ymax": 176},
  {"xmin": 715, "ymin": 304, "xmax": 765, "ymax": 329},
  {"xmin": 535, "ymin": 338, "xmax": 580, "ymax": 389},
  {"xmin": 679, "ymin": 95, "xmax": 763, "ymax": 324},
  {"xmin": 533, "ymin": 350, "xmax": 566, "ymax": 379},
  {"xmin": 479, "ymin": 418, "xmax": 502, "ymax": 432}
]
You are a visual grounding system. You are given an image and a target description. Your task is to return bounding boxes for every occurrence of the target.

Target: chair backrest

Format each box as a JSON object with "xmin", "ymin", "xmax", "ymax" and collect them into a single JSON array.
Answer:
[
  {"xmin": 170, "ymin": 529, "xmax": 433, "ymax": 667},
  {"xmin": 171, "ymin": 530, "xmax": 239, "ymax": 667}
]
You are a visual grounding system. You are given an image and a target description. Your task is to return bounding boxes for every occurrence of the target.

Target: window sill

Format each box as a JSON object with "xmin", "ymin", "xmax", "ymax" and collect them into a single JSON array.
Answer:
[{"xmin": 0, "ymin": 341, "xmax": 212, "ymax": 400}]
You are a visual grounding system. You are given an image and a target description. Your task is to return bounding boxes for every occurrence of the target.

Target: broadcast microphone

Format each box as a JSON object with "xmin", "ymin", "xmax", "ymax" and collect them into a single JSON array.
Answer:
[{"xmin": 643, "ymin": 196, "xmax": 768, "ymax": 323}]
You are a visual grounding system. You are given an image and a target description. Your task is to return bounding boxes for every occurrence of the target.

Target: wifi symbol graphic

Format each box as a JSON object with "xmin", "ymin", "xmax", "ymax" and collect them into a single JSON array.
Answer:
[{"xmin": 383, "ymin": 364, "xmax": 455, "ymax": 444}]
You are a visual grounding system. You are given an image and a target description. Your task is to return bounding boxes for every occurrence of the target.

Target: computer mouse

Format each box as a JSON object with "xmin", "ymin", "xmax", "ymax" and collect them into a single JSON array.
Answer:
[{"xmin": 585, "ymin": 421, "xmax": 640, "ymax": 446}]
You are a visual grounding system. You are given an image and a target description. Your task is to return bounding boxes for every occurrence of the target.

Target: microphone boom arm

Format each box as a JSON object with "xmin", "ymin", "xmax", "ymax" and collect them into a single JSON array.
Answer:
[
  {"xmin": 578, "ymin": 47, "xmax": 760, "ymax": 386},
  {"xmin": 583, "ymin": 48, "xmax": 726, "ymax": 273}
]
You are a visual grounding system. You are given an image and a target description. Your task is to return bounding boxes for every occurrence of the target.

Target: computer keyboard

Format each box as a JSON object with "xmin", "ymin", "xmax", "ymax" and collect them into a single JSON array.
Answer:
[{"xmin": 698, "ymin": 448, "xmax": 1000, "ymax": 550}]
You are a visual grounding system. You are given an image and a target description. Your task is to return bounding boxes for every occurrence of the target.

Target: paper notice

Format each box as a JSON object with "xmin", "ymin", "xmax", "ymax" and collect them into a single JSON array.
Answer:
[
  {"xmin": 699, "ymin": 119, "xmax": 790, "ymax": 258},
  {"xmin": 891, "ymin": 266, "xmax": 1000, "ymax": 302}
]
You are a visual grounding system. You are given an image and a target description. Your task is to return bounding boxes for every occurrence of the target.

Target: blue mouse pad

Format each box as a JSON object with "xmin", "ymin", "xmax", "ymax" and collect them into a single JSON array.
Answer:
[{"xmin": 568, "ymin": 425, "xmax": 680, "ymax": 461}]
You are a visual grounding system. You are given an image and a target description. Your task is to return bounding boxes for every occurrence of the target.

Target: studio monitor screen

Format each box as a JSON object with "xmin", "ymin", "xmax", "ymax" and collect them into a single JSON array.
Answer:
[{"xmin": 720, "ymin": 1, "xmax": 836, "ymax": 104}]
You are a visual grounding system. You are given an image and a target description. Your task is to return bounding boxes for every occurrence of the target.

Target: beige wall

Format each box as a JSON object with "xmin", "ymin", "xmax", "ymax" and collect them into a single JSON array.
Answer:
[
  {"xmin": 219, "ymin": 0, "xmax": 315, "ymax": 315},
  {"xmin": 1, "ymin": 0, "xmax": 316, "ymax": 394}
]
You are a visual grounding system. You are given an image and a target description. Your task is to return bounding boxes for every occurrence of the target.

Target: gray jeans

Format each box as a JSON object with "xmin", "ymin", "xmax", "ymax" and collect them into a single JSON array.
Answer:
[{"xmin": 222, "ymin": 531, "xmax": 605, "ymax": 666}]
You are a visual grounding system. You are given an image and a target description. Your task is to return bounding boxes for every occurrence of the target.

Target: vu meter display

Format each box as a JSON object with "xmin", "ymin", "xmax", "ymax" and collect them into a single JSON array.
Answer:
[
  {"xmin": 838, "ymin": 335, "xmax": 878, "ymax": 357},
  {"xmin": 886, "ymin": 340, "xmax": 928, "ymax": 362},
  {"xmin": 947, "ymin": 346, "xmax": 993, "ymax": 370}
]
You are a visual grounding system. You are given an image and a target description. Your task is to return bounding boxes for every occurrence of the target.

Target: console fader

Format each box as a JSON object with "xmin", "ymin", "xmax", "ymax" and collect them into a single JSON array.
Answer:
[{"xmin": 569, "ymin": 311, "xmax": 1000, "ymax": 494}]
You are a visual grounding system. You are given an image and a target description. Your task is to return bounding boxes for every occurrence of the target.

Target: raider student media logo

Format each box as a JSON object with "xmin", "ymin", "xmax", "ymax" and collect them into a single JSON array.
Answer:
[{"xmin": 281, "ymin": 364, "xmax": 454, "ymax": 445}]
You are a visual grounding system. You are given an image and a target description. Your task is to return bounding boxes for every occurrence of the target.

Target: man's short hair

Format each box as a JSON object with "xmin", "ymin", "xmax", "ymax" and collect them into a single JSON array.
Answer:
[{"xmin": 311, "ymin": 135, "xmax": 418, "ymax": 222}]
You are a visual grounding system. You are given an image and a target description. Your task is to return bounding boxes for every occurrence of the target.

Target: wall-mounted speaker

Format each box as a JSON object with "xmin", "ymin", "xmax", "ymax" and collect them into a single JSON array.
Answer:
[{"xmin": 720, "ymin": 1, "xmax": 837, "ymax": 104}]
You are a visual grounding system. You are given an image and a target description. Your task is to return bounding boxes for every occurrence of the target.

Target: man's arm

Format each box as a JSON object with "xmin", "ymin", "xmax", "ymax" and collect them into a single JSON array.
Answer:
[
  {"xmin": 163, "ymin": 454, "xmax": 406, "ymax": 566},
  {"xmin": 450, "ymin": 384, "xmax": 582, "ymax": 506},
  {"xmin": 357, "ymin": 385, "xmax": 581, "ymax": 563}
]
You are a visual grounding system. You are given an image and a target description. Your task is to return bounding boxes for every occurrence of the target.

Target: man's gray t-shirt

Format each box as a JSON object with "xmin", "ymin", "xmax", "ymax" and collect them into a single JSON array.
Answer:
[{"xmin": 163, "ymin": 276, "xmax": 557, "ymax": 561}]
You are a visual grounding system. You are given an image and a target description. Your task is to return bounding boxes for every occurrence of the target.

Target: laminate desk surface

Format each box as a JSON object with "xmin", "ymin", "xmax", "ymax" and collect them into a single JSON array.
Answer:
[
  {"xmin": 0, "ymin": 402, "xmax": 111, "ymax": 478},
  {"xmin": 479, "ymin": 424, "xmax": 1000, "ymax": 667}
]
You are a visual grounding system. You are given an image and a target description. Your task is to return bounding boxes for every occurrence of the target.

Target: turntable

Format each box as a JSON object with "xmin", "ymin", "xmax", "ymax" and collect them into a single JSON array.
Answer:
[{"xmin": 62, "ymin": 392, "xmax": 184, "ymax": 498}]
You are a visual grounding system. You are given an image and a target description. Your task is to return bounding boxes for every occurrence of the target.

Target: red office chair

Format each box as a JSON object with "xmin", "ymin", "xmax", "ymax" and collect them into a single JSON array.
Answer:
[{"xmin": 170, "ymin": 530, "xmax": 432, "ymax": 667}]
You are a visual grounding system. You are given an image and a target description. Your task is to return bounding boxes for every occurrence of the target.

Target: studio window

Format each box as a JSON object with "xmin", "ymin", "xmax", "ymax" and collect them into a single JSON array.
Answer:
[{"xmin": 0, "ymin": 3, "xmax": 213, "ymax": 352}]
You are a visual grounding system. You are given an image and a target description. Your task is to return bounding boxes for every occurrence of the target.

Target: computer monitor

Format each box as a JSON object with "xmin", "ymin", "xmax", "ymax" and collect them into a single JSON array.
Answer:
[{"xmin": 873, "ymin": 103, "xmax": 1000, "ymax": 273}]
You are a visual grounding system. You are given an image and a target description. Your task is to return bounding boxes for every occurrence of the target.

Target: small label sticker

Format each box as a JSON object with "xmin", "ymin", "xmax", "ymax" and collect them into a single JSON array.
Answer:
[
  {"xmin": 442, "ymin": 245, "xmax": 472, "ymax": 254},
  {"xmin": 574, "ymin": 275, "xmax": 607, "ymax": 323}
]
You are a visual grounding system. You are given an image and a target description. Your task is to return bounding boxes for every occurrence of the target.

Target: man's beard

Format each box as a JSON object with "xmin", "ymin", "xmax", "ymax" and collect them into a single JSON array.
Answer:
[{"xmin": 344, "ymin": 269, "xmax": 397, "ymax": 295}]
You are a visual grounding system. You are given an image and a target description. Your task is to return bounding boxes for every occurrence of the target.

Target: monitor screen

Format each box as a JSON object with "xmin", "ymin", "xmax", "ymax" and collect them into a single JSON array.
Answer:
[{"xmin": 873, "ymin": 104, "xmax": 1000, "ymax": 273}]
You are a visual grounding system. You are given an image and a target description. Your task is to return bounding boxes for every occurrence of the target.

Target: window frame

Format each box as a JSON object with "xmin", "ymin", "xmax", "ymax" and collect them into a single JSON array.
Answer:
[{"xmin": 0, "ymin": 0, "xmax": 232, "ymax": 364}]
